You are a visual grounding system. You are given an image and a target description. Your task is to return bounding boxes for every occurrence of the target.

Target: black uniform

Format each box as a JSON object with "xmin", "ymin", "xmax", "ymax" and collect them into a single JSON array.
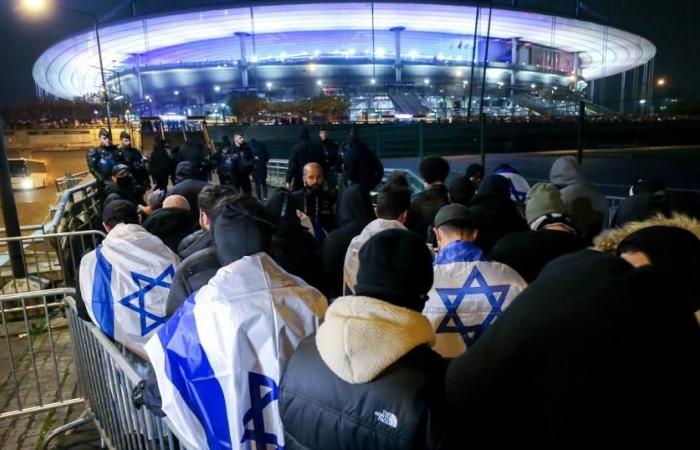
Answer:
[
  {"xmin": 86, "ymin": 144, "xmax": 118, "ymax": 199},
  {"xmin": 286, "ymin": 128, "xmax": 324, "ymax": 191},
  {"xmin": 116, "ymin": 145, "xmax": 150, "ymax": 201},
  {"xmin": 291, "ymin": 187, "xmax": 337, "ymax": 237},
  {"xmin": 217, "ymin": 143, "xmax": 254, "ymax": 193}
]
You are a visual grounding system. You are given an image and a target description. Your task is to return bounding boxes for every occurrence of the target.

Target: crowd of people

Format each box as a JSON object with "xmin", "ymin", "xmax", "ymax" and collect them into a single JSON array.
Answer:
[{"xmin": 76, "ymin": 125, "xmax": 700, "ymax": 448}]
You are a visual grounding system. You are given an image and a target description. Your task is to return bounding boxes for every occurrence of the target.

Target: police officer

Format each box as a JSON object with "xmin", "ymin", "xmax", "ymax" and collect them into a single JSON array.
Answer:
[
  {"xmin": 115, "ymin": 131, "xmax": 150, "ymax": 201},
  {"xmin": 216, "ymin": 131, "xmax": 254, "ymax": 193},
  {"xmin": 86, "ymin": 128, "xmax": 118, "ymax": 200}
]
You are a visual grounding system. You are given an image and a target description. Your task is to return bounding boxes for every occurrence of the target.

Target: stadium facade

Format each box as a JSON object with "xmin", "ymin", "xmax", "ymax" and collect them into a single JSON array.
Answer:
[{"xmin": 32, "ymin": 1, "xmax": 656, "ymax": 120}]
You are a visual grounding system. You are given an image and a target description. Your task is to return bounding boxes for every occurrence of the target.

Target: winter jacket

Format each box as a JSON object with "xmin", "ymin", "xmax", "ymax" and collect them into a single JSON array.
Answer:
[
  {"xmin": 549, "ymin": 156, "xmax": 607, "ymax": 241},
  {"xmin": 251, "ymin": 139, "xmax": 270, "ymax": 181},
  {"xmin": 343, "ymin": 219, "xmax": 407, "ymax": 295},
  {"xmin": 280, "ymin": 296, "xmax": 448, "ymax": 450},
  {"xmin": 166, "ymin": 164, "xmax": 209, "ymax": 224},
  {"xmin": 270, "ymin": 221, "xmax": 323, "ymax": 291},
  {"xmin": 142, "ymin": 207, "xmax": 195, "ymax": 253},
  {"xmin": 165, "ymin": 247, "xmax": 219, "ymax": 317},
  {"xmin": 467, "ymin": 194, "xmax": 529, "ymax": 254},
  {"xmin": 149, "ymin": 144, "xmax": 171, "ymax": 179},
  {"xmin": 343, "ymin": 139, "xmax": 384, "ymax": 190},
  {"xmin": 286, "ymin": 129, "xmax": 324, "ymax": 191},
  {"xmin": 489, "ymin": 229, "xmax": 587, "ymax": 282},
  {"xmin": 406, "ymin": 184, "xmax": 450, "ymax": 242},
  {"xmin": 423, "ymin": 240, "xmax": 526, "ymax": 357},
  {"xmin": 322, "ymin": 185, "xmax": 376, "ymax": 299},
  {"xmin": 291, "ymin": 188, "xmax": 337, "ymax": 236},
  {"xmin": 444, "ymin": 249, "xmax": 700, "ymax": 447},
  {"xmin": 177, "ymin": 229, "xmax": 213, "ymax": 260}
]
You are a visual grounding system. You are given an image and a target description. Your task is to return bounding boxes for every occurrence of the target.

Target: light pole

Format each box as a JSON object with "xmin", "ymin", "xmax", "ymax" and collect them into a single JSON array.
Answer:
[{"xmin": 21, "ymin": 0, "xmax": 113, "ymax": 135}]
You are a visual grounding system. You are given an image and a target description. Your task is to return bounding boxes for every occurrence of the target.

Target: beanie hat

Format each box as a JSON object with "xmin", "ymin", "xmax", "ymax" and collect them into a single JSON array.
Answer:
[
  {"xmin": 355, "ymin": 229, "xmax": 434, "ymax": 312},
  {"xmin": 525, "ymin": 182, "xmax": 567, "ymax": 224},
  {"xmin": 119, "ymin": 131, "xmax": 131, "ymax": 140},
  {"xmin": 98, "ymin": 128, "xmax": 111, "ymax": 139}
]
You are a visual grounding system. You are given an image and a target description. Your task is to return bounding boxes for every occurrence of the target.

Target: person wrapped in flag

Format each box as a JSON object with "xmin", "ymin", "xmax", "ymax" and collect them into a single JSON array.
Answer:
[
  {"xmin": 144, "ymin": 196, "xmax": 328, "ymax": 450},
  {"xmin": 77, "ymin": 199, "xmax": 180, "ymax": 359}
]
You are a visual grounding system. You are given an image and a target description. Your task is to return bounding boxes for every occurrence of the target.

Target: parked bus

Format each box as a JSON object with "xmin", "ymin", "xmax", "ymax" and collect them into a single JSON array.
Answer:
[{"xmin": 9, "ymin": 158, "xmax": 48, "ymax": 190}]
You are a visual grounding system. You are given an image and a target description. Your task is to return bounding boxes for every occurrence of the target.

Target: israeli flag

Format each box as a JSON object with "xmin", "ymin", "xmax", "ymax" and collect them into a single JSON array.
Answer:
[
  {"xmin": 79, "ymin": 223, "xmax": 179, "ymax": 359},
  {"xmin": 145, "ymin": 252, "xmax": 328, "ymax": 450},
  {"xmin": 494, "ymin": 167, "xmax": 531, "ymax": 203},
  {"xmin": 423, "ymin": 240, "xmax": 527, "ymax": 358}
]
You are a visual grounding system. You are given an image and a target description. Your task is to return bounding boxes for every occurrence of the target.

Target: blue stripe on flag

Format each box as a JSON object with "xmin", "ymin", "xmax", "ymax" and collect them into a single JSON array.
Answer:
[
  {"xmin": 92, "ymin": 246, "xmax": 115, "ymax": 338},
  {"xmin": 434, "ymin": 240, "xmax": 486, "ymax": 265},
  {"xmin": 158, "ymin": 294, "xmax": 232, "ymax": 450}
]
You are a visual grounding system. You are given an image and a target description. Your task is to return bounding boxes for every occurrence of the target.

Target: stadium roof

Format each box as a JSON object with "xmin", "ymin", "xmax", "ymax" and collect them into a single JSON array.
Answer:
[{"xmin": 33, "ymin": 2, "xmax": 656, "ymax": 99}]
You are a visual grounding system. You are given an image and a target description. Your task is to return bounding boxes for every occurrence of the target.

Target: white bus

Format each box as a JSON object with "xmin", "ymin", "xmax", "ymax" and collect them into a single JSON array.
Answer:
[{"xmin": 9, "ymin": 158, "xmax": 49, "ymax": 190}]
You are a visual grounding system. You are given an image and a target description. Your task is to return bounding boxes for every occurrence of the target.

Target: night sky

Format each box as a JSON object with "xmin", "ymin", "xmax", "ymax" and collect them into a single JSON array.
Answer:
[{"xmin": 1, "ymin": 0, "xmax": 698, "ymax": 107}]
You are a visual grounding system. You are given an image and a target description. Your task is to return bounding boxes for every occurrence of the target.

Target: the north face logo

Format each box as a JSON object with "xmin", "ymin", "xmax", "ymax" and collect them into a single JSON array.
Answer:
[{"xmin": 374, "ymin": 410, "xmax": 398, "ymax": 428}]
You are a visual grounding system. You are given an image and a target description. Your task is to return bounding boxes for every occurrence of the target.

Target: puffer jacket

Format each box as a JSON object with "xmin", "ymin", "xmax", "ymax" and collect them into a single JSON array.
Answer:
[{"xmin": 280, "ymin": 296, "xmax": 448, "ymax": 450}]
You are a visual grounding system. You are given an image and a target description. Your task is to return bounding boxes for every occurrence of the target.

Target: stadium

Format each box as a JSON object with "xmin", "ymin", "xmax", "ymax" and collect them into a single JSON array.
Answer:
[{"xmin": 32, "ymin": 1, "xmax": 656, "ymax": 120}]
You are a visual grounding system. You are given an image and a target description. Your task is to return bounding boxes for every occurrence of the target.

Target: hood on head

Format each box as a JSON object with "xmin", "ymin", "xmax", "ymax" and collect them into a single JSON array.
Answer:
[
  {"xmin": 212, "ymin": 201, "xmax": 275, "ymax": 266},
  {"xmin": 175, "ymin": 161, "xmax": 195, "ymax": 183},
  {"xmin": 475, "ymin": 175, "xmax": 511, "ymax": 202},
  {"xmin": 549, "ymin": 156, "xmax": 584, "ymax": 188},
  {"xmin": 611, "ymin": 192, "xmax": 671, "ymax": 227},
  {"xmin": 265, "ymin": 189, "xmax": 300, "ymax": 223},
  {"xmin": 335, "ymin": 184, "xmax": 375, "ymax": 227},
  {"xmin": 316, "ymin": 296, "xmax": 435, "ymax": 384}
]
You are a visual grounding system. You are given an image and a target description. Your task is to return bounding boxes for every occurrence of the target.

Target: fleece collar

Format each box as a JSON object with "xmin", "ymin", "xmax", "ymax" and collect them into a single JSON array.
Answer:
[
  {"xmin": 594, "ymin": 213, "xmax": 700, "ymax": 254},
  {"xmin": 316, "ymin": 296, "xmax": 435, "ymax": 384}
]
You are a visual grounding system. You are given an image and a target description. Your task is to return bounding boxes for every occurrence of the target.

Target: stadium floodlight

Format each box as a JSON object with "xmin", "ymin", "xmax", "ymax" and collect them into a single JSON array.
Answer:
[
  {"xmin": 214, "ymin": 85, "xmax": 221, "ymax": 92},
  {"xmin": 424, "ymin": 78, "xmax": 430, "ymax": 85},
  {"xmin": 21, "ymin": 0, "xmax": 47, "ymax": 12},
  {"xmin": 317, "ymin": 80, "xmax": 323, "ymax": 86}
]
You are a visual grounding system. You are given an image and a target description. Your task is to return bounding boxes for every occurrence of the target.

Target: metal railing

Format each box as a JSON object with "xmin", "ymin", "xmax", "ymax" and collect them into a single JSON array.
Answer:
[
  {"xmin": 0, "ymin": 230, "xmax": 104, "ymax": 296},
  {"xmin": 45, "ymin": 178, "xmax": 100, "ymax": 234},
  {"xmin": 55, "ymin": 170, "xmax": 90, "ymax": 193},
  {"xmin": 46, "ymin": 297, "xmax": 188, "ymax": 450},
  {"xmin": 267, "ymin": 158, "xmax": 288, "ymax": 188},
  {"xmin": 0, "ymin": 288, "xmax": 84, "ymax": 420}
]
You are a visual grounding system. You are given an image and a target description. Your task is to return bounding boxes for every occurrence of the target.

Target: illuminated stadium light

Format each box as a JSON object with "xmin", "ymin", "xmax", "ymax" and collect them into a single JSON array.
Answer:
[
  {"xmin": 266, "ymin": 81, "xmax": 273, "ymax": 89},
  {"xmin": 173, "ymin": 90, "xmax": 179, "ymax": 95},
  {"xmin": 455, "ymin": 69, "xmax": 463, "ymax": 77},
  {"xmin": 408, "ymin": 49, "xmax": 419, "ymax": 59},
  {"xmin": 376, "ymin": 48, "xmax": 386, "ymax": 58},
  {"xmin": 214, "ymin": 85, "xmax": 221, "ymax": 92},
  {"xmin": 317, "ymin": 80, "xmax": 323, "ymax": 86},
  {"xmin": 423, "ymin": 78, "xmax": 430, "ymax": 85},
  {"xmin": 531, "ymin": 84, "xmax": 537, "ymax": 89},
  {"xmin": 370, "ymin": 78, "xmax": 376, "ymax": 85}
]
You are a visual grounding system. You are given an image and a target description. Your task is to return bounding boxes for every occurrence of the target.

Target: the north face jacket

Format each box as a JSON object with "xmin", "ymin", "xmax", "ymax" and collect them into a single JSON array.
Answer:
[
  {"xmin": 423, "ymin": 239, "xmax": 527, "ymax": 357},
  {"xmin": 280, "ymin": 296, "xmax": 448, "ymax": 450}
]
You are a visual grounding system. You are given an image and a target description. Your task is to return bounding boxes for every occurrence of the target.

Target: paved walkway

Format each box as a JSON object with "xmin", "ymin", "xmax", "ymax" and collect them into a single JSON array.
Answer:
[{"xmin": 0, "ymin": 325, "xmax": 93, "ymax": 449}]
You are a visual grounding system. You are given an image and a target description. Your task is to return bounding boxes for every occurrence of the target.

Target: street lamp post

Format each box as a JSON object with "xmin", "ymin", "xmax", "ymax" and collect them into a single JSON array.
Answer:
[{"xmin": 22, "ymin": 0, "xmax": 112, "ymax": 135}]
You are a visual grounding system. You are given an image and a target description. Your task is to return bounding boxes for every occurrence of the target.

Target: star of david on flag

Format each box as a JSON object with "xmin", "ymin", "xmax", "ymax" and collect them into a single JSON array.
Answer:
[
  {"xmin": 119, "ymin": 265, "xmax": 175, "ymax": 336},
  {"xmin": 240, "ymin": 372, "xmax": 284, "ymax": 450},
  {"xmin": 435, "ymin": 266, "xmax": 510, "ymax": 346},
  {"xmin": 507, "ymin": 178, "xmax": 528, "ymax": 203}
]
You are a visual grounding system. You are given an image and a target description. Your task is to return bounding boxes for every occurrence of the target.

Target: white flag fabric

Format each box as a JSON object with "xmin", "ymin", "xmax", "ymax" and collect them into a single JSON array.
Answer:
[
  {"xmin": 343, "ymin": 219, "xmax": 406, "ymax": 295},
  {"xmin": 79, "ymin": 223, "xmax": 179, "ymax": 359},
  {"xmin": 423, "ymin": 240, "xmax": 527, "ymax": 358},
  {"xmin": 494, "ymin": 167, "xmax": 531, "ymax": 203},
  {"xmin": 144, "ymin": 252, "xmax": 328, "ymax": 450}
]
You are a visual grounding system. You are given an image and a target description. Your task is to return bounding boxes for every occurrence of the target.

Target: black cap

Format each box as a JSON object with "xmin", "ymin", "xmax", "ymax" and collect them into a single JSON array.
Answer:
[
  {"xmin": 433, "ymin": 204, "xmax": 476, "ymax": 229},
  {"xmin": 98, "ymin": 128, "xmax": 111, "ymax": 139},
  {"xmin": 102, "ymin": 199, "xmax": 138, "ymax": 224},
  {"xmin": 112, "ymin": 164, "xmax": 129, "ymax": 176},
  {"xmin": 119, "ymin": 131, "xmax": 131, "ymax": 140},
  {"xmin": 355, "ymin": 229, "xmax": 434, "ymax": 311}
]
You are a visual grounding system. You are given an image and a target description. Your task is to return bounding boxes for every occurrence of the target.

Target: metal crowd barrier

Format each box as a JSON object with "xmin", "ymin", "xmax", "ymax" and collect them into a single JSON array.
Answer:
[
  {"xmin": 267, "ymin": 158, "xmax": 288, "ymax": 188},
  {"xmin": 55, "ymin": 171, "xmax": 90, "ymax": 193},
  {"xmin": 51, "ymin": 297, "xmax": 187, "ymax": 450},
  {"xmin": 45, "ymin": 178, "xmax": 100, "ymax": 234},
  {"xmin": 0, "ymin": 230, "xmax": 105, "ymax": 296},
  {"xmin": 0, "ymin": 288, "xmax": 84, "ymax": 421}
]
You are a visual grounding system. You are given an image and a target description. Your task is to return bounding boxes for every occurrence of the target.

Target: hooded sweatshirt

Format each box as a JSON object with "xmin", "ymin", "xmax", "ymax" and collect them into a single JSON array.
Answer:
[
  {"xmin": 549, "ymin": 156, "xmax": 607, "ymax": 241},
  {"xmin": 280, "ymin": 296, "xmax": 448, "ymax": 450}
]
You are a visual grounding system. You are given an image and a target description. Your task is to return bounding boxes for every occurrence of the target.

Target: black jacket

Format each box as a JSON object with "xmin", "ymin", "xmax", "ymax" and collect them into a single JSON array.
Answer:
[
  {"xmin": 174, "ymin": 144, "xmax": 210, "ymax": 181},
  {"xmin": 167, "ymin": 167, "xmax": 208, "ymax": 224},
  {"xmin": 405, "ymin": 184, "xmax": 450, "ymax": 242},
  {"xmin": 142, "ymin": 207, "xmax": 195, "ymax": 253},
  {"xmin": 445, "ymin": 249, "xmax": 700, "ymax": 447},
  {"xmin": 291, "ymin": 188, "xmax": 337, "ymax": 233},
  {"xmin": 343, "ymin": 139, "xmax": 383, "ymax": 190},
  {"xmin": 149, "ymin": 144, "xmax": 171, "ymax": 179},
  {"xmin": 281, "ymin": 337, "xmax": 447, "ymax": 450},
  {"xmin": 177, "ymin": 229, "xmax": 213, "ymax": 260},
  {"xmin": 165, "ymin": 247, "xmax": 219, "ymax": 316},
  {"xmin": 488, "ymin": 229, "xmax": 587, "ymax": 282},
  {"xmin": 286, "ymin": 129, "xmax": 324, "ymax": 191},
  {"xmin": 321, "ymin": 185, "xmax": 375, "ymax": 299},
  {"xmin": 251, "ymin": 139, "xmax": 270, "ymax": 180},
  {"xmin": 320, "ymin": 138, "xmax": 341, "ymax": 173},
  {"xmin": 468, "ymin": 194, "xmax": 529, "ymax": 254}
]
